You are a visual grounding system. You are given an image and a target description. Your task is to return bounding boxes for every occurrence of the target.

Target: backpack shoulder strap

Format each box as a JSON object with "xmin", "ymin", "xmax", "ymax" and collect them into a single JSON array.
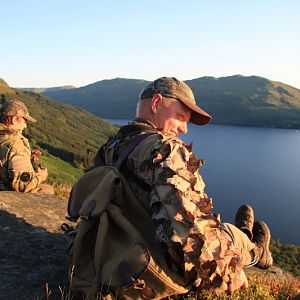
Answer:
[
  {"xmin": 114, "ymin": 132, "xmax": 154, "ymax": 169},
  {"xmin": 96, "ymin": 123, "xmax": 158, "ymax": 168}
]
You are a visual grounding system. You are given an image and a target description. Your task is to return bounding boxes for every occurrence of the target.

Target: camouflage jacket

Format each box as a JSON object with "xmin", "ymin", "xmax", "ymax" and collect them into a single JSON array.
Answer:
[
  {"xmin": 96, "ymin": 118, "xmax": 244, "ymax": 293},
  {"xmin": 0, "ymin": 124, "xmax": 42, "ymax": 192}
]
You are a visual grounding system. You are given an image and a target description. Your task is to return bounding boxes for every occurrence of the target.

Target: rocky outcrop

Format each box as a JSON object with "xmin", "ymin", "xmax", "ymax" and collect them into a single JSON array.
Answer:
[{"xmin": 0, "ymin": 191, "xmax": 72, "ymax": 299}]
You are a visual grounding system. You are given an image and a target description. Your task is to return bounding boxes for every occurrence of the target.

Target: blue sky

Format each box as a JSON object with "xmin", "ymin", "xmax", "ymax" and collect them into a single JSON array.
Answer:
[{"xmin": 2, "ymin": 0, "xmax": 300, "ymax": 88}]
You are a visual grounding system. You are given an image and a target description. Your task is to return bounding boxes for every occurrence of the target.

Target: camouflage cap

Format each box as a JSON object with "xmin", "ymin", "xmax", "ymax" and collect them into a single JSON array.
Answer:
[
  {"xmin": 139, "ymin": 77, "xmax": 212, "ymax": 125},
  {"xmin": 1, "ymin": 99, "xmax": 37, "ymax": 123}
]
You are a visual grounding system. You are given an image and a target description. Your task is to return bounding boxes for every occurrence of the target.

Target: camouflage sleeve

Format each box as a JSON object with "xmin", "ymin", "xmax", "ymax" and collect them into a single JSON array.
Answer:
[
  {"xmin": 7, "ymin": 140, "xmax": 42, "ymax": 193},
  {"xmin": 128, "ymin": 134, "xmax": 245, "ymax": 293}
]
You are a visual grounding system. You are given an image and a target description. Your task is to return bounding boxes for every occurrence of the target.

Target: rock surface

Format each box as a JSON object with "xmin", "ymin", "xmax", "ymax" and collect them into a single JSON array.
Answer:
[{"xmin": 0, "ymin": 191, "xmax": 72, "ymax": 299}]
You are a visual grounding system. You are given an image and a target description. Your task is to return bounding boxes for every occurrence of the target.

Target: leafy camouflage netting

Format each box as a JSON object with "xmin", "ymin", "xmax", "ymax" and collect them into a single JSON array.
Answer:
[{"xmin": 128, "ymin": 132, "xmax": 245, "ymax": 293}]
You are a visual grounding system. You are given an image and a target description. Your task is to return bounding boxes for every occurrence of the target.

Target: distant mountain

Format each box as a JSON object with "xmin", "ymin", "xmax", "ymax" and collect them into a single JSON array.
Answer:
[
  {"xmin": 0, "ymin": 79, "xmax": 117, "ymax": 169},
  {"xmin": 18, "ymin": 85, "xmax": 76, "ymax": 94},
  {"xmin": 43, "ymin": 75, "xmax": 300, "ymax": 129},
  {"xmin": 187, "ymin": 75, "xmax": 300, "ymax": 129},
  {"xmin": 44, "ymin": 78, "xmax": 148, "ymax": 119}
]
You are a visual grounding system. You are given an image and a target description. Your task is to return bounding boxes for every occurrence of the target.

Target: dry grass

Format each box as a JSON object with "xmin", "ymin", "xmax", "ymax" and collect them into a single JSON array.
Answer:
[
  {"xmin": 53, "ymin": 182, "xmax": 73, "ymax": 200},
  {"xmin": 38, "ymin": 269, "xmax": 300, "ymax": 300},
  {"xmin": 176, "ymin": 269, "xmax": 300, "ymax": 300}
]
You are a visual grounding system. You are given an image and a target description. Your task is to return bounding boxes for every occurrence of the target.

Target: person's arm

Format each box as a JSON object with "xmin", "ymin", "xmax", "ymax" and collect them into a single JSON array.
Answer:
[
  {"xmin": 128, "ymin": 134, "xmax": 246, "ymax": 293},
  {"xmin": 7, "ymin": 141, "xmax": 47, "ymax": 192}
]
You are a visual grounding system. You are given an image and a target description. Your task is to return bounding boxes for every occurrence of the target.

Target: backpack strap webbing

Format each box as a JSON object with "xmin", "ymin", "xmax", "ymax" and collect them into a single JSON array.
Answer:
[
  {"xmin": 94, "ymin": 123, "xmax": 158, "ymax": 169},
  {"xmin": 114, "ymin": 132, "xmax": 154, "ymax": 169}
]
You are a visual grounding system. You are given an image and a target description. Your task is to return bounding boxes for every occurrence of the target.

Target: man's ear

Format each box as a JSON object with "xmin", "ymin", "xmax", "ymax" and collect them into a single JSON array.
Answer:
[
  {"xmin": 11, "ymin": 116, "xmax": 19, "ymax": 125},
  {"xmin": 151, "ymin": 94, "xmax": 163, "ymax": 113}
]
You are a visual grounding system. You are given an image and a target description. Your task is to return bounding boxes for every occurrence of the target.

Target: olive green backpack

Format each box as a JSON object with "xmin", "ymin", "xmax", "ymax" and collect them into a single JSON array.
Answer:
[{"xmin": 63, "ymin": 127, "xmax": 193, "ymax": 300}]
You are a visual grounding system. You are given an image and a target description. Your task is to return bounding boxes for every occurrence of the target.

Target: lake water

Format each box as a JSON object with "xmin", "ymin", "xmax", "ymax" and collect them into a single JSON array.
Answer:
[{"xmin": 106, "ymin": 119, "xmax": 300, "ymax": 245}]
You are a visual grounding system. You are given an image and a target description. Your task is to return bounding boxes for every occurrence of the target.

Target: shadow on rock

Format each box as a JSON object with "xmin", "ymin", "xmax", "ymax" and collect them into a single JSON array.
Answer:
[{"xmin": 0, "ymin": 209, "xmax": 69, "ymax": 299}]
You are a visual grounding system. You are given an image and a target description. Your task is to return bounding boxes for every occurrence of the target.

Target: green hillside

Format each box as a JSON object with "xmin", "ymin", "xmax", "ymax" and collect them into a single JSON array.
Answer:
[
  {"xmin": 42, "ymin": 75, "xmax": 300, "ymax": 129},
  {"xmin": 44, "ymin": 78, "xmax": 147, "ymax": 118},
  {"xmin": 187, "ymin": 75, "xmax": 300, "ymax": 128},
  {"xmin": 0, "ymin": 79, "xmax": 117, "ymax": 170},
  {"xmin": 38, "ymin": 152, "xmax": 83, "ymax": 185}
]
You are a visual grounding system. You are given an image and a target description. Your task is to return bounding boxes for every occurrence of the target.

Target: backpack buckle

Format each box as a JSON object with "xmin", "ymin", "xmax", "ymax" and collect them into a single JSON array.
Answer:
[{"xmin": 61, "ymin": 223, "xmax": 78, "ymax": 236}]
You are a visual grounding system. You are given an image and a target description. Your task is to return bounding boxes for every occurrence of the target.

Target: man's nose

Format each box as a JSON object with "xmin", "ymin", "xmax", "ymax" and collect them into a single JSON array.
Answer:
[{"xmin": 178, "ymin": 122, "xmax": 188, "ymax": 134}]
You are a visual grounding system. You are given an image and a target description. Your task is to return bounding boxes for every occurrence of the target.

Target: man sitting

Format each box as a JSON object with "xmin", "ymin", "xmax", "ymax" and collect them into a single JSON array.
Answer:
[
  {"xmin": 91, "ymin": 77, "xmax": 273, "ymax": 296},
  {"xmin": 0, "ymin": 99, "xmax": 54, "ymax": 194}
]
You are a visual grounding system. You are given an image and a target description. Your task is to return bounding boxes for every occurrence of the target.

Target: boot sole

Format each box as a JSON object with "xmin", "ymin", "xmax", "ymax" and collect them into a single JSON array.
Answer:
[
  {"xmin": 235, "ymin": 204, "xmax": 254, "ymax": 239},
  {"xmin": 256, "ymin": 220, "xmax": 273, "ymax": 269}
]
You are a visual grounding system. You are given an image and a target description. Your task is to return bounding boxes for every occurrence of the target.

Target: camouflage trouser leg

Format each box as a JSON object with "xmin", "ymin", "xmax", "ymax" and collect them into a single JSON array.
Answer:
[{"xmin": 220, "ymin": 223, "xmax": 256, "ymax": 267}]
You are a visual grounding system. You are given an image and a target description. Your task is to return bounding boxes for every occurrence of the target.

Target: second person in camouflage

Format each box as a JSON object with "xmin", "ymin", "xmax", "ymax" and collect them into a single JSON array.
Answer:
[{"xmin": 0, "ymin": 99, "xmax": 54, "ymax": 194}]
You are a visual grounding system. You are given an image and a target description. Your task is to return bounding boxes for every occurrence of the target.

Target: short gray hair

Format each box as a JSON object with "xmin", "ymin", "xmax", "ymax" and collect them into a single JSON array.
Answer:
[{"xmin": 136, "ymin": 98, "xmax": 151, "ymax": 116}]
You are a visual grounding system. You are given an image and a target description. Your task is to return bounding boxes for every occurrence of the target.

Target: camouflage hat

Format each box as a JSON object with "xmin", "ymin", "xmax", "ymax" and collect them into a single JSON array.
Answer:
[
  {"xmin": 139, "ymin": 77, "xmax": 212, "ymax": 125},
  {"xmin": 1, "ymin": 100, "xmax": 37, "ymax": 123}
]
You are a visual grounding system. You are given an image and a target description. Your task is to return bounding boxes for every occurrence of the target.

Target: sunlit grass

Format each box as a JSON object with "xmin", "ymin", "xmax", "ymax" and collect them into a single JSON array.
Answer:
[
  {"xmin": 37, "ymin": 269, "xmax": 300, "ymax": 300},
  {"xmin": 175, "ymin": 269, "xmax": 300, "ymax": 300},
  {"xmin": 36, "ymin": 152, "xmax": 83, "ymax": 199}
]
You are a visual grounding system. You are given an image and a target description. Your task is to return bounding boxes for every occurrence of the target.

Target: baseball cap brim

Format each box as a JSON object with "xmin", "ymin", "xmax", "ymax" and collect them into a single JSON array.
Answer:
[
  {"xmin": 177, "ymin": 97, "xmax": 212, "ymax": 125},
  {"xmin": 23, "ymin": 115, "xmax": 37, "ymax": 123}
]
